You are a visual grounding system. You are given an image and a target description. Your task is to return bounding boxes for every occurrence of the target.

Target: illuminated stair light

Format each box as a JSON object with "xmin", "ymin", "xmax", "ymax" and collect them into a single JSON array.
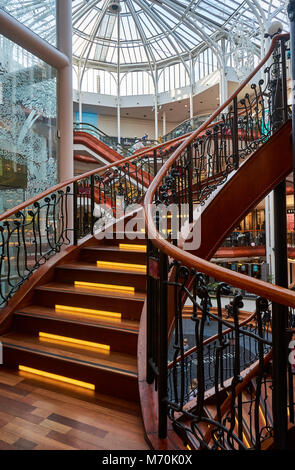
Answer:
[
  {"xmin": 119, "ymin": 244, "xmax": 147, "ymax": 252},
  {"xmin": 234, "ymin": 416, "xmax": 250, "ymax": 449},
  {"xmin": 74, "ymin": 280, "xmax": 135, "ymax": 294},
  {"xmin": 55, "ymin": 305, "xmax": 122, "ymax": 320},
  {"xmin": 39, "ymin": 332, "xmax": 110, "ymax": 352},
  {"xmin": 259, "ymin": 406, "xmax": 267, "ymax": 426},
  {"xmin": 96, "ymin": 260, "xmax": 146, "ymax": 273},
  {"xmin": 19, "ymin": 365, "xmax": 95, "ymax": 391}
]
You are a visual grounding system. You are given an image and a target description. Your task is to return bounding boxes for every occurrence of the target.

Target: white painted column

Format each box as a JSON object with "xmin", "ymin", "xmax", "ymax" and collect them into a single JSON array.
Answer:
[
  {"xmin": 117, "ymin": 12, "xmax": 121, "ymax": 149},
  {"xmin": 78, "ymin": 64, "xmax": 83, "ymax": 123},
  {"xmin": 219, "ymin": 65, "xmax": 228, "ymax": 107},
  {"xmin": 154, "ymin": 67, "xmax": 159, "ymax": 141},
  {"xmin": 189, "ymin": 54, "xmax": 194, "ymax": 125},
  {"xmin": 265, "ymin": 192, "xmax": 276, "ymax": 282},
  {"xmin": 162, "ymin": 110, "xmax": 167, "ymax": 137},
  {"xmin": 56, "ymin": 0, "xmax": 73, "ymax": 183}
]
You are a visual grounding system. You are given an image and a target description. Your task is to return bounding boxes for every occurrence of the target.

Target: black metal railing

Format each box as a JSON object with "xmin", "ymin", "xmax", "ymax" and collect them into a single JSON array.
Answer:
[
  {"xmin": 145, "ymin": 34, "xmax": 294, "ymax": 450},
  {"xmin": 162, "ymin": 114, "xmax": 212, "ymax": 142},
  {"xmin": 0, "ymin": 139, "xmax": 185, "ymax": 308},
  {"xmin": 74, "ymin": 121, "xmax": 133, "ymax": 157},
  {"xmin": 222, "ymin": 230, "xmax": 266, "ymax": 248},
  {"xmin": 74, "ymin": 121, "xmax": 158, "ymax": 158}
]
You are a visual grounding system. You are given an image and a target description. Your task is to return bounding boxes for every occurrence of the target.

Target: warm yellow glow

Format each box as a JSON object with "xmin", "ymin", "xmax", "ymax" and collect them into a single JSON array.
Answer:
[
  {"xmin": 55, "ymin": 304, "xmax": 121, "ymax": 320},
  {"xmin": 96, "ymin": 260, "xmax": 146, "ymax": 273},
  {"xmin": 259, "ymin": 406, "xmax": 267, "ymax": 426},
  {"xmin": 186, "ymin": 445, "xmax": 192, "ymax": 450},
  {"xmin": 74, "ymin": 280, "xmax": 135, "ymax": 293},
  {"xmin": 119, "ymin": 244, "xmax": 147, "ymax": 252},
  {"xmin": 19, "ymin": 365, "xmax": 95, "ymax": 391},
  {"xmin": 235, "ymin": 417, "xmax": 251, "ymax": 449},
  {"xmin": 39, "ymin": 332, "xmax": 110, "ymax": 352}
]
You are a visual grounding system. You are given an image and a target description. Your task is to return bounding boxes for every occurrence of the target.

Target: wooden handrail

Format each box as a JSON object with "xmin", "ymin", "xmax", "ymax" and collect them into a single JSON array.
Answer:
[{"xmin": 144, "ymin": 33, "xmax": 295, "ymax": 309}]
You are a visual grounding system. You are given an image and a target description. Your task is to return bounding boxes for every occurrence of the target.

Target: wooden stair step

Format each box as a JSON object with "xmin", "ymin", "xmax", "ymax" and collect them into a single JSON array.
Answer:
[
  {"xmin": 12, "ymin": 306, "xmax": 139, "ymax": 355},
  {"xmin": 55, "ymin": 263, "xmax": 146, "ymax": 292},
  {"xmin": 102, "ymin": 232, "xmax": 146, "ymax": 246},
  {"xmin": 0, "ymin": 332, "xmax": 138, "ymax": 401},
  {"xmin": 33, "ymin": 283, "xmax": 145, "ymax": 321},
  {"xmin": 80, "ymin": 246, "xmax": 146, "ymax": 264}
]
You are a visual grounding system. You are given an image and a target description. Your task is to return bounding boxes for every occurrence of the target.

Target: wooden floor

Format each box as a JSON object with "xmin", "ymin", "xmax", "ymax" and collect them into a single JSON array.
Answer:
[{"xmin": 0, "ymin": 368, "xmax": 149, "ymax": 450}]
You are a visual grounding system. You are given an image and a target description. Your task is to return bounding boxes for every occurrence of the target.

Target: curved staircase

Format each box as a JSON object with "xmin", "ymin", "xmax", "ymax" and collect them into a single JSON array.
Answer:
[{"xmin": 0, "ymin": 32, "xmax": 295, "ymax": 451}]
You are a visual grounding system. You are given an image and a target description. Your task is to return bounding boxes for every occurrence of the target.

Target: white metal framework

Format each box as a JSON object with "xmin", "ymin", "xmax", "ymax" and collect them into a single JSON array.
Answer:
[{"xmin": 0, "ymin": 1, "xmax": 289, "ymax": 98}]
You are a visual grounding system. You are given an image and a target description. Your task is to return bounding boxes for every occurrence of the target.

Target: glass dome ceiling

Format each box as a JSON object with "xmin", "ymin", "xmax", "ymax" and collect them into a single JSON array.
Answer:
[
  {"xmin": 0, "ymin": 0, "xmax": 289, "ymax": 71},
  {"xmin": 71, "ymin": 0, "xmax": 288, "ymax": 71}
]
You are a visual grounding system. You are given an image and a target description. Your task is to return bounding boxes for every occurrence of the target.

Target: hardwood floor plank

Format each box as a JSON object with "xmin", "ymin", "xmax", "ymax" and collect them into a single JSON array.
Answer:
[
  {"xmin": 0, "ymin": 370, "xmax": 148, "ymax": 450},
  {"xmin": 1, "ymin": 421, "xmax": 75, "ymax": 450},
  {"xmin": 47, "ymin": 413, "xmax": 108, "ymax": 438},
  {"xmin": 0, "ymin": 369, "xmax": 23, "ymax": 386},
  {"xmin": 0, "ymin": 428, "xmax": 19, "ymax": 445},
  {"xmin": 14, "ymin": 438, "xmax": 37, "ymax": 450},
  {"xmin": 31, "ymin": 408, "xmax": 51, "ymax": 419},
  {"xmin": 0, "ymin": 381, "xmax": 30, "ymax": 397},
  {"xmin": 47, "ymin": 430, "xmax": 100, "ymax": 450},
  {"xmin": 0, "ymin": 395, "xmax": 44, "ymax": 424},
  {"xmin": 0, "ymin": 439, "xmax": 17, "ymax": 450},
  {"xmin": 41, "ymin": 418, "xmax": 72, "ymax": 434}
]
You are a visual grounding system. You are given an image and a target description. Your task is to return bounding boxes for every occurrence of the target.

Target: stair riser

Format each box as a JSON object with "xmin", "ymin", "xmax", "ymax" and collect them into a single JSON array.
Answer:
[
  {"xmin": 54, "ymin": 268, "xmax": 146, "ymax": 292},
  {"xmin": 103, "ymin": 236, "xmax": 147, "ymax": 247},
  {"xmin": 80, "ymin": 248, "xmax": 146, "ymax": 265},
  {"xmin": 1, "ymin": 346, "xmax": 139, "ymax": 401},
  {"xmin": 33, "ymin": 290, "xmax": 144, "ymax": 321},
  {"xmin": 12, "ymin": 314, "xmax": 138, "ymax": 356}
]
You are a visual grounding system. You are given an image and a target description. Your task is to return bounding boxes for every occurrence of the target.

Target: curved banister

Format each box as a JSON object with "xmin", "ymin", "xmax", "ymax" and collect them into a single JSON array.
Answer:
[{"xmin": 143, "ymin": 32, "xmax": 295, "ymax": 309}]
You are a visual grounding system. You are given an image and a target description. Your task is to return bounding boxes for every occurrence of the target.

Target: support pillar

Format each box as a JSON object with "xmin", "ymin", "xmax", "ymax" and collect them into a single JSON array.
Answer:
[
  {"xmin": 265, "ymin": 193, "xmax": 275, "ymax": 282},
  {"xmin": 56, "ymin": 0, "xmax": 73, "ymax": 183},
  {"xmin": 162, "ymin": 110, "xmax": 166, "ymax": 137},
  {"xmin": 189, "ymin": 54, "xmax": 194, "ymax": 126},
  {"xmin": 117, "ymin": 12, "xmax": 121, "ymax": 149},
  {"xmin": 154, "ymin": 67, "xmax": 159, "ymax": 141},
  {"xmin": 219, "ymin": 65, "xmax": 228, "ymax": 107}
]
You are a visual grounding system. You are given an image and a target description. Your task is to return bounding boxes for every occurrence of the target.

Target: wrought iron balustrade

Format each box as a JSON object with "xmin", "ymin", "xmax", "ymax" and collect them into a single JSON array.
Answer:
[
  {"xmin": 221, "ymin": 230, "xmax": 266, "ymax": 248},
  {"xmin": 144, "ymin": 34, "xmax": 294, "ymax": 450},
  {"xmin": 0, "ymin": 150, "xmax": 172, "ymax": 308}
]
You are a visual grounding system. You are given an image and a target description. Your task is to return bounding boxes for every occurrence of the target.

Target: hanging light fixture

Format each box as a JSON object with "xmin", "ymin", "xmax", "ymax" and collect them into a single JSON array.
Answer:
[{"xmin": 108, "ymin": 0, "xmax": 121, "ymax": 13}]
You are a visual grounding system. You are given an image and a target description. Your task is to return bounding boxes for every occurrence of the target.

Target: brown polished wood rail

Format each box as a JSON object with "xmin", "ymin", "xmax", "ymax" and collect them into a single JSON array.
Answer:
[{"xmin": 144, "ymin": 33, "xmax": 295, "ymax": 309}]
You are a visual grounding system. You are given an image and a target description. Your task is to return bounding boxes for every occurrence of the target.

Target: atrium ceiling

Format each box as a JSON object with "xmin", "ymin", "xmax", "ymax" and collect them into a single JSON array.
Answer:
[{"xmin": 0, "ymin": 0, "xmax": 289, "ymax": 73}]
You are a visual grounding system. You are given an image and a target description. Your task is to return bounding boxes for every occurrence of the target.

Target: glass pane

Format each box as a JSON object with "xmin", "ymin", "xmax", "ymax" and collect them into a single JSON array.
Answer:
[
  {"xmin": 0, "ymin": 0, "xmax": 56, "ymax": 47},
  {"xmin": 0, "ymin": 34, "xmax": 58, "ymax": 213}
]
